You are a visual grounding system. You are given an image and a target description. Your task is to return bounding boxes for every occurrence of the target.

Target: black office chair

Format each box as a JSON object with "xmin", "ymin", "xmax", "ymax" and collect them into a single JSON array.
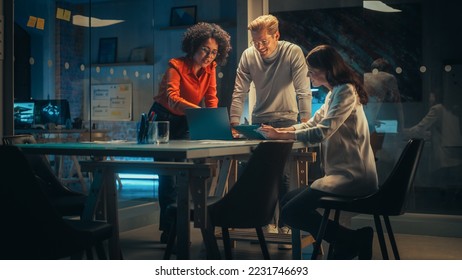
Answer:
[
  {"xmin": 2, "ymin": 134, "xmax": 88, "ymax": 217},
  {"xmin": 0, "ymin": 145, "xmax": 112, "ymax": 259},
  {"xmin": 311, "ymin": 138, "xmax": 425, "ymax": 260},
  {"xmin": 163, "ymin": 141, "xmax": 294, "ymax": 260}
]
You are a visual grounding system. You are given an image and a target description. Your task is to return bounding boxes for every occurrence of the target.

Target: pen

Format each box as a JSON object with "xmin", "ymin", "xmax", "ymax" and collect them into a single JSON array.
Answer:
[
  {"xmin": 138, "ymin": 113, "xmax": 147, "ymax": 143},
  {"xmin": 148, "ymin": 111, "xmax": 156, "ymax": 122}
]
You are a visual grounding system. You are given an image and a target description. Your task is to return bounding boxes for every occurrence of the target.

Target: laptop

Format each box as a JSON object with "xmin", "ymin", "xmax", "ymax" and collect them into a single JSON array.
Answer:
[
  {"xmin": 185, "ymin": 107, "xmax": 235, "ymax": 140},
  {"xmin": 185, "ymin": 107, "xmax": 266, "ymax": 140}
]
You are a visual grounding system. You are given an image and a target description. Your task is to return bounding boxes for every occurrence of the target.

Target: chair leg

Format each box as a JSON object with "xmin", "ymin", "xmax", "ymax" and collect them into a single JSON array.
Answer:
[
  {"xmin": 221, "ymin": 227, "xmax": 233, "ymax": 260},
  {"xmin": 327, "ymin": 209, "xmax": 341, "ymax": 259},
  {"xmin": 291, "ymin": 228, "xmax": 302, "ymax": 260},
  {"xmin": 311, "ymin": 208, "xmax": 330, "ymax": 260},
  {"xmin": 373, "ymin": 215, "xmax": 389, "ymax": 259},
  {"xmin": 71, "ymin": 250, "xmax": 85, "ymax": 259},
  {"xmin": 255, "ymin": 227, "xmax": 270, "ymax": 260},
  {"xmin": 383, "ymin": 216, "xmax": 400, "ymax": 260},
  {"xmin": 85, "ymin": 247, "xmax": 94, "ymax": 259},
  {"xmin": 163, "ymin": 220, "xmax": 177, "ymax": 260},
  {"xmin": 95, "ymin": 242, "xmax": 108, "ymax": 259},
  {"xmin": 200, "ymin": 222, "xmax": 221, "ymax": 260}
]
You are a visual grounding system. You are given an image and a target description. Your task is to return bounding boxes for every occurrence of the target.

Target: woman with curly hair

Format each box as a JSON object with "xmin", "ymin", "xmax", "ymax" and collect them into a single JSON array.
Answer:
[
  {"xmin": 150, "ymin": 22, "xmax": 232, "ymax": 138},
  {"xmin": 148, "ymin": 22, "xmax": 232, "ymax": 243},
  {"xmin": 259, "ymin": 45, "xmax": 378, "ymax": 259}
]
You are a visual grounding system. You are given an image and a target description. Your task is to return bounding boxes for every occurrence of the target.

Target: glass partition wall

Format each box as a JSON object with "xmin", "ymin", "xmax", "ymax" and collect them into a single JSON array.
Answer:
[
  {"xmin": 8, "ymin": 0, "xmax": 462, "ymax": 217},
  {"xmin": 268, "ymin": 1, "xmax": 462, "ymax": 216},
  {"xmin": 13, "ymin": 0, "xmax": 158, "ymax": 198},
  {"xmin": 14, "ymin": 0, "xmax": 156, "ymax": 141}
]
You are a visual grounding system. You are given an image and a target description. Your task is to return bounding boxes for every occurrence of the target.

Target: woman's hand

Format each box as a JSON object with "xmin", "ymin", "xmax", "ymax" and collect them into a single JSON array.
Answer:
[
  {"xmin": 276, "ymin": 126, "xmax": 296, "ymax": 132},
  {"xmin": 258, "ymin": 124, "xmax": 296, "ymax": 140}
]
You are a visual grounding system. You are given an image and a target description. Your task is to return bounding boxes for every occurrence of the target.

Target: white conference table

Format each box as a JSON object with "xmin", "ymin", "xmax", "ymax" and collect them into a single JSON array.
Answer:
[{"xmin": 18, "ymin": 139, "xmax": 309, "ymax": 259}]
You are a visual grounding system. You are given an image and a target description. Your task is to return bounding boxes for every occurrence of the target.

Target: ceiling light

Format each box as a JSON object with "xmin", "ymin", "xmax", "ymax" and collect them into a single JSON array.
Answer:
[
  {"xmin": 72, "ymin": 15, "xmax": 125, "ymax": 27},
  {"xmin": 363, "ymin": 1, "xmax": 402, "ymax": 13}
]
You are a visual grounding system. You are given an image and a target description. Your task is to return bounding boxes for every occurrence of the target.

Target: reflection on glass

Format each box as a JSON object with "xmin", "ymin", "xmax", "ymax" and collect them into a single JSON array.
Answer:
[{"xmin": 10, "ymin": 0, "xmax": 461, "ymax": 215}]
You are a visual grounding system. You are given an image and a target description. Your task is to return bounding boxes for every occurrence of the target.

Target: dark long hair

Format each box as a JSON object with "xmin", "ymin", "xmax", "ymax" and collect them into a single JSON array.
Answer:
[{"xmin": 306, "ymin": 45, "xmax": 368, "ymax": 105}]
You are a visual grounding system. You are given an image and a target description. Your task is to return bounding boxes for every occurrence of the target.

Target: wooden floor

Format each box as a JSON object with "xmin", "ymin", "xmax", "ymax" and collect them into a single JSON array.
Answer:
[
  {"xmin": 116, "ymin": 200, "xmax": 462, "ymax": 260},
  {"xmin": 119, "ymin": 223, "xmax": 462, "ymax": 260},
  {"xmin": 107, "ymin": 179, "xmax": 462, "ymax": 260}
]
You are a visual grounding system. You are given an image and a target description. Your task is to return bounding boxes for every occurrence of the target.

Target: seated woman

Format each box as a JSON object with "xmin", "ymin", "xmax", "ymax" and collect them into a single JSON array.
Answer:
[{"xmin": 258, "ymin": 45, "xmax": 378, "ymax": 259}]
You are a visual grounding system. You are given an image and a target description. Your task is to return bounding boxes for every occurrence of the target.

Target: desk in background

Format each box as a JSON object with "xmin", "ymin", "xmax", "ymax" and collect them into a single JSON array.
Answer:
[
  {"xmin": 15, "ymin": 129, "xmax": 109, "ymax": 143},
  {"xmin": 16, "ymin": 129, "xmax": 109, "ymax": 192}
]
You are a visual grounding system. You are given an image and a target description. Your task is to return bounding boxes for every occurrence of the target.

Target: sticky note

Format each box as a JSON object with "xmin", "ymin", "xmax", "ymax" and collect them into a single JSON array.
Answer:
[
  {"xmin": 27, "ymin": 16, "xmax": 37, "ymax": 28},
  {"xmin": 63, "ymin": 10, "xmax": 71, "ymax": 21},
  {"xmin": 56, "ymin": 8, "xmax": 64, "ymax": 19},
  {"xmin": 36, "ymin": 18, "xmax": 45, "ymax": 30}
]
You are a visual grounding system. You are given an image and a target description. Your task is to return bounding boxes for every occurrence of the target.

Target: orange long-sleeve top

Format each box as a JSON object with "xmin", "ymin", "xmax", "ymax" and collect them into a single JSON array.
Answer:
[{"xmin": 154, "ymin": 57, "xmax": 218, "ymax": 116}]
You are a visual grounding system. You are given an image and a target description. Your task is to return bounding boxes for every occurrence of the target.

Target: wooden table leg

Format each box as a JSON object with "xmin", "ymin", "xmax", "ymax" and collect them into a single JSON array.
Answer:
[{"xmin": 175, "ymin": 172, "xmax": 191, "ymax": 260}]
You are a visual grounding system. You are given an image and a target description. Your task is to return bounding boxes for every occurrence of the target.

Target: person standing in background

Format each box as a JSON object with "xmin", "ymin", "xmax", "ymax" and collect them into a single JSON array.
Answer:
[
  {"xmin": 148, "ymin": 22, "xmax": 232, "ymax": 243},
  {"xmin": 363, "ymin": 58, "xmax": 405, "ymax": 183},
  {"xmin": 363, "ymin": 58, "xmax": 404, "ymax": 133},
  {"xmin": 403, "ymin": 91, "xmax": 462, "ymax": 192},
  {"xmin": 229, "ymin": 14, "xmax": 312, "ymax": 244}
]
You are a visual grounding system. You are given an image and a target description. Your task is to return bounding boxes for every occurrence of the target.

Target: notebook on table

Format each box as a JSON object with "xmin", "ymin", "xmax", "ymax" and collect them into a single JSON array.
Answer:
[{"xmin": 233, "ymin": 124, "xmax": 265, "ymax": 140}]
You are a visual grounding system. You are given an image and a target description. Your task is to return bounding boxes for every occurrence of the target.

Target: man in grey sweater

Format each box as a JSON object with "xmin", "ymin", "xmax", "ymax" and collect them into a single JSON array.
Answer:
[{"xmin": 229, "ymin": 14, "xmax": 312, "ymax": 246}]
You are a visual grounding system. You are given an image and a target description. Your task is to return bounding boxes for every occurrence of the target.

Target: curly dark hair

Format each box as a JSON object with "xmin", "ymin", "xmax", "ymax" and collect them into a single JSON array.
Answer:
[
  {"xmin": 182, "ymin": 22, "xmax": 232, "ymax": 66},
  {"xmin": 306, "ymin": 45, "xmax": 369, "ymax": 105}
]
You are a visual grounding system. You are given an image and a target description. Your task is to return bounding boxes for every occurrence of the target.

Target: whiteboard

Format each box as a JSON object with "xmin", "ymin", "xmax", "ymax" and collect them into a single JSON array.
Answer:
[{"xmin": 90, "ymin": 83, "xmax": 132, "ymax": 121}]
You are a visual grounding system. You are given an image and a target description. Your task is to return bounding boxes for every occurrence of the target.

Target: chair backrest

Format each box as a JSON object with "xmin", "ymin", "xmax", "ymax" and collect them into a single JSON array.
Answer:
[
  {"xmin": 376, "ymin": 138, "xmax": 425, "ymax": 215},
  {"xmin": 2, "ymin": 134, "xmax": 77, "ymax": 197},
  {"xmin": 2, "ymin": 134, "xmax": 37, "ymax": 145},
  {"xmin": 208, "ymin": 141, "xmax": 293, "ymax": 228},
  {"xmin": 0, "ymin": 145, "xmax": 81, "ymax": 259}
]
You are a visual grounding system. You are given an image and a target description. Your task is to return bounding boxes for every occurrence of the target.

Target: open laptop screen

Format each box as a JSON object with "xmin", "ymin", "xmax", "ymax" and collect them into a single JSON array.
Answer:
[{"xmin": 185, "ymin": 107, "xmax": 234, "ymax": 140}]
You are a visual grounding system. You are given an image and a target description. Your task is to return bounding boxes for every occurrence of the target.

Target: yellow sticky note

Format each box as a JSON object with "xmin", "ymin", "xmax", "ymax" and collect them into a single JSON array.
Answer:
[
  {"xmin": 56, "ymin": 8, "xmax": 64, "ymax": 19},
  {"xmin": 27, "ymin": 16, "xmax": 37, "ymax": 28},
  {"xmin": 36, "ymin": 18, "xmax": 45, "ymax": 30},
  {"xmin": 63, "ymin": 10, "xmax": 71, "ymax": 21}
]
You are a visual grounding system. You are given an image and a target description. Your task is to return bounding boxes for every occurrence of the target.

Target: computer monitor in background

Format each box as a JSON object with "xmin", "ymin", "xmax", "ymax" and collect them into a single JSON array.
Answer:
[
  {"xmin": 34, "ymin": 99, "xmax": 71, "ymax": 126},
  {"xmin": 14, "ymin": 101, "xmax": 35, "ymax": 128},
  {"xmin": 375, "ymin": 119, "xmax": 398, "ymax": 133}
]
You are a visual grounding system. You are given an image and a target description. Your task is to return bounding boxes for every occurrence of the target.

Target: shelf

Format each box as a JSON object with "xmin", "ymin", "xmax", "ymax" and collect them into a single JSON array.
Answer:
[
  {"xmin": 160, "ymin": 25, "xmax": 191, "ymax": 31},
  {"xmin": 159, "ymin": 21, "xmax": 236, "ymax": 31},
  {"xmin": 91, "ymin": 62, "xmax": 152, "ymax": 67}
]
